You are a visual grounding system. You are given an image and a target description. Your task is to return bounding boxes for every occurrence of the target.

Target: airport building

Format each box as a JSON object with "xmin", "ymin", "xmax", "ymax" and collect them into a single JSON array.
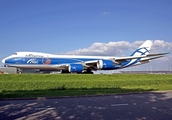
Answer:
[
  {"xmin": 120, "ymin": 71, "xmax": 172, "ymax": 74},
  {"xmin": 0, "ymin": 67, "xmax": 171, "ymax": 74},
  {"xmin": 0, "ymin": 67, "xmax": 59, "ymax": 74},
  {"xmin": 0, "ymin": 67, "xmax": 17, "ymax": 74},
  {"xmin": 0, "ymin": 67, "xmax": 39, "ymax": 74}
]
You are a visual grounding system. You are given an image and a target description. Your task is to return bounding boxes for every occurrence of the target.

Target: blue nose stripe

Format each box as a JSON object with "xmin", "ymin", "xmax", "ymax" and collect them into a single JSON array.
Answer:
[{"xmin": 5, "ymin": 58, "xmax": 23, "ymax": 64}]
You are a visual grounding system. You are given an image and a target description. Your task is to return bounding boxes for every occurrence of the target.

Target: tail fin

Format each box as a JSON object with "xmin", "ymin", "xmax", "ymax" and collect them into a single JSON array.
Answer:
[{"xmin": 130, "ymin": 40, "xmax": 153, "ymax": 56}]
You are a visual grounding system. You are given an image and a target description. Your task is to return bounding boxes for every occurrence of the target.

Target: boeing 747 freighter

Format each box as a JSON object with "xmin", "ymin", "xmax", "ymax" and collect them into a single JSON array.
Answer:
[{"xmin": 2, "ymin": 40, "xmax": 169, "ymax": 74}]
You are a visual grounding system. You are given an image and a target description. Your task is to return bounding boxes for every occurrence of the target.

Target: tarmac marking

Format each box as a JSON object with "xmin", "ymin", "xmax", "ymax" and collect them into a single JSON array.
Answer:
[
  {"xmin": 111, "ymin": 104, "xmax": 129, "ymax": 107},
  {"xmin": 35, "ymin": 107, "xmax": 56, "ymax": 110}
]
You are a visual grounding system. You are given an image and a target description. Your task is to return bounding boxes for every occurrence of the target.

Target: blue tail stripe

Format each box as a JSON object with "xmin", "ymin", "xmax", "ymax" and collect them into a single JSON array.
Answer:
[
  {"xmin": 130, "ymin": 47, "xmax": 150, "ymax": 56},
  {"xmin": 121, "ymin": 47, "xmax": 150, "ymax": 68}
]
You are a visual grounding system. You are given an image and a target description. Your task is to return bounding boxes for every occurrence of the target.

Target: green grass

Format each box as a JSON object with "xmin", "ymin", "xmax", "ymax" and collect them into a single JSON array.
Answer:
[{"xmin": 0, "ymin": 74, "xmax": 172, "ymax": 99}]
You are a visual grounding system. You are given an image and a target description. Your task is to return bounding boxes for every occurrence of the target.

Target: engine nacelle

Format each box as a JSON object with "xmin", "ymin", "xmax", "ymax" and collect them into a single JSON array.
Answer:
[
  {"xmin": 68, "ymin": 64, "xmax": 83, "ymax": 73},
  {"xmin": 97, "ymin": 60, "xmax": 114, "ymax": 70}
]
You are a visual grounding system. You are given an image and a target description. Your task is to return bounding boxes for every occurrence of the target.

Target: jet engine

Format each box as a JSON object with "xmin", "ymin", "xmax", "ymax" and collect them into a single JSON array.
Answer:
[
  {"xmin": 68, "ymin": 64, "xmax": 83, "ymax": 73},
  {"xmin": 97, "ymin": 60, "xmax": 114, "ymax": 70}
]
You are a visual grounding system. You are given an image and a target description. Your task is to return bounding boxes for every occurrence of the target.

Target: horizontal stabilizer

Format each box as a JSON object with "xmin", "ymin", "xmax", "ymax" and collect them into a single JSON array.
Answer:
[
  {"xmin": 139, "ymin": 56, "xmax": 164, "ymax": 62},
  {"xmin": 147, "ymin": 52, "xmax": 169, "ymax": 57}
]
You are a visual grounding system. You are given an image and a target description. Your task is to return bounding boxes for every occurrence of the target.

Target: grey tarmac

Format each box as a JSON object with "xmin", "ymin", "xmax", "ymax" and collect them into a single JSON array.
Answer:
[{"xmin": 0, "ymin": 91, "xmax": 172, "ymax": 120}]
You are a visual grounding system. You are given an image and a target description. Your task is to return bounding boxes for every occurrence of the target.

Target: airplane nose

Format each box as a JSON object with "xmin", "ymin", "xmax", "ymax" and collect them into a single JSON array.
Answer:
[{"xmin": 2, "ymin": 58, "xmax": 6, "ymax": 64}]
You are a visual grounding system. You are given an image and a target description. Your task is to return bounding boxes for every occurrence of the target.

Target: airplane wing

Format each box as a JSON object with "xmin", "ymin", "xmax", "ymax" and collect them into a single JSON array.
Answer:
[
  {"xmin": 85, "ymin": 52, "xmax": 169, "ymax": 69},
  {"xmin": 51, "ymin": 52, "xmax": 169, "ymax": 71},
  {"xmin": 84, "ymin": 55, "xmax": 148, "ymax": 69},
  {"xmin": 50, "ymin": 55, "xmax": 149, "ymax": 70}
]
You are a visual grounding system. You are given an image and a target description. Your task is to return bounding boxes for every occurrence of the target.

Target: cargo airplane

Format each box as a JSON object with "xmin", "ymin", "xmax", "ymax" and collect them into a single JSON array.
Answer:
[{"xmin": 2, "ymin": 40, "xmax": 169, "ymax": 74}]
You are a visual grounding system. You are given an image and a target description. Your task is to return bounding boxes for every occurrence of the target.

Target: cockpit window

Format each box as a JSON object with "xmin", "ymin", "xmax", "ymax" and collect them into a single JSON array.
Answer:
[{"xmin": 13, "ymin": 53, "xmax": 17, "ymax": 55}]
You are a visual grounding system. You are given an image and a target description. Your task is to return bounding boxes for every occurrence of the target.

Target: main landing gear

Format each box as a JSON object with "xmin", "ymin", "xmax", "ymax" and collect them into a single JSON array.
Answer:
[{"xmin": 17, "ymin": 68, "xmax": 22, "ymax": 74}]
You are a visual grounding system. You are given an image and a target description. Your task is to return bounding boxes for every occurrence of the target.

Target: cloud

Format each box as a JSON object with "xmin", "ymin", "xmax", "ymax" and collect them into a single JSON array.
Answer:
[
  {"xmin": 63, "ymin": 40, "xmax": 172, "ymax": 71},
  {"xmin": 152, "ymin": 40, "xmax": 166, "ymax": 51},
  {"xmin": 151, "ymin": 40, "xmax": 172, "ymax": 53},
  {"xmin": 65, "ymin": 40, "xmax": 172, "ymax": 57},
  {"xmin": 65, "ymin": 41, "xmax": 131, "ymax": 56},
  {"xmin": 102, "ymin": 12, "xmax": 110, "ymax": 15}
]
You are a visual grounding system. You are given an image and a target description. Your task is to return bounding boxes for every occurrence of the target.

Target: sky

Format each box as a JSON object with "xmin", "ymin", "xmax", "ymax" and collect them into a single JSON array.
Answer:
[{"xmin": 0, "ymin": 0, "xmax": 172, "ymax": 71}]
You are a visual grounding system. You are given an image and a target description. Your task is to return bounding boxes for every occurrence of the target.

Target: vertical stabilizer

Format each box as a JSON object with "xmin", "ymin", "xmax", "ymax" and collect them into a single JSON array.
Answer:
[
  {"xmin": 123, "ymin": 40, "xmax": 153, "ymax": 67},
  {"xmin": 130, "ymin": 40, "xmax": 153, "ymax": 56}
]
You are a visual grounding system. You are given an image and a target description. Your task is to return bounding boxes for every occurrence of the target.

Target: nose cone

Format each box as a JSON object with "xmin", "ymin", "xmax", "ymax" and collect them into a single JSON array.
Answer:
[{"xmin": 2, "ymin": 58, "xmax": 6, "ymax": 64}]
